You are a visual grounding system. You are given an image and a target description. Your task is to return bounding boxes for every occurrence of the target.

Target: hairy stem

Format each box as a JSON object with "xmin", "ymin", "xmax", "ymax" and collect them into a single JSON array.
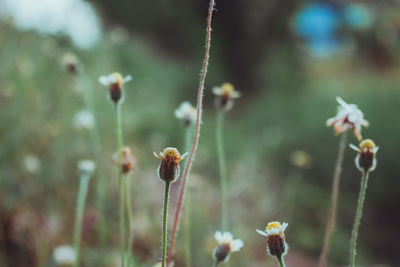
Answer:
[
  {"xmin": 278, "ymin": 255, "xmax": 286, "ymax": 267},
  {"xmin": 73, "ymin": 173, "xmax": 91, "ymax": 267},
  {"xmin": 216, "ymin": 111, "xmax": 228, "ymax": 231},
  {"xmin": 166, "ymin": 0, "xmax": 215, "ymax": 265},
  {"xmin": 319, "ymin": 132, "xmax": 348, "ymax": 267},
  {"xmin": 183, "ymin": 126, "xmax": 193, "ymax": 267},
  {"xmin": 349, "ymin": 171, "xmax": 370, "ymax": 267},
  {"xmin": 125, "ymin": 173, "xmax": 135, "ymax": 267},
  {"xmin": 162, "ymin": 181, "xmax": 172, "ymax": 267}
]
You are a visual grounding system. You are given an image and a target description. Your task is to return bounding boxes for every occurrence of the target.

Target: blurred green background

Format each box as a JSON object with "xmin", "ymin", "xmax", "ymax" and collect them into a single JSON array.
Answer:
[{"xmin": 0, "ymin": 0, "xmax": 399, "ymax": 266}]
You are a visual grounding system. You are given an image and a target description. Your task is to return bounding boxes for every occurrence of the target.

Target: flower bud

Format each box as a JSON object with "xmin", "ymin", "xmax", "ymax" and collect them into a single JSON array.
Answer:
[
  {"xmin": 212, "ymin": 83, "xmax": 241, "ymax": 111},
  {"xmin": 154, "ymin": 147, "xmax": 186, "ymax": 183},
  {"xmin": 113, "ymin": 147, "xmax": 135, "ymax": 174},
  {"xmin": 257, "ymin": 221, "xmax": 288, "ymax": 258},
  {"xmin": 98, "ymin": 72, "xmax": 132, "ymax": 104},
  {"xmin": 350, "ymin": 139, "xmax": 379, "ymax": 172}
]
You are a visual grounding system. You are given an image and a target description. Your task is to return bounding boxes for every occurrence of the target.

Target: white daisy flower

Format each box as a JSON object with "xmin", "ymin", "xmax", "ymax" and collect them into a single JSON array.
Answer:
[
  {"xmin": 212, "ymin": 83, "xmax": 241, "ymax": 111},
  {"xmin": 350, "ymin": 139, "xmax": 379, "ymax": 172},
  {"xmin": 73, "ymin": 110, "xmax": 94, "ymax": 130},
  {"xmin": 53, "ymin": 245, "xmax": 76, "ymax": 266},
  {"xmin": 326, "ymin": 97, "xmax": 369, "ymax": 141},
  {"xmin": 256, "ymin": 221, "xmax": 289, "ymax": 257},
  {"xmin": 98, "ymin": 72, "xmax": 132, "ymax": 103},
  {"xmin": 174, "ymin": 101, "xmax": 196, "ymax": 126},
  {"xmin": 212, "ymin": 231, "xmax": 243, "ymax": 264}
]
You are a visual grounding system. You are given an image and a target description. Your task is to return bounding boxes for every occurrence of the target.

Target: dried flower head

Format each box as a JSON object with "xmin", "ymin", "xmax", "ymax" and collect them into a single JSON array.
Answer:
[
  {"xmin": 212, "ymin": 83, "xmax": 241, "ymax": 111},
  {"xmin": 154, "ymin": 147, "xmax": 186, "ymax": 183},
  {"xmin": 113, "ymin": 147, "xmax": 135, "ymax": 174},
  {"xmin": 53, "ymin": 245, "xmax": 76, "ymax": 266},
  {"xmin": 174, "ymin": 101, "xmax": 196, "ymax": 127},
  {"xmin": 326, "ymin": 97, "xmax": 369, "ymax": 141},
  {"xmin": 212, "ymin": 231, "xmax": 244, "ymax": 264},
  {"xmin": 62, "ymin": 53, "xmax": 78, "ymax": 74},
  {"xmin": 257, "ymin": 221, "xmax": 289, "ymax": 258},
  {"xmin": 98, "ymin": 72, "xmax": 132, "ymax": 104},
  {"xmin": 77, "ymin": 160, "xmax": 96, "ymax": 176},
  {"xmin": 350, "ymin": 139, "xmax": 379, "ymax": 172},
  {"xmin": 73, "ymin": 110, "xmax": 94, "ymax": 130}
]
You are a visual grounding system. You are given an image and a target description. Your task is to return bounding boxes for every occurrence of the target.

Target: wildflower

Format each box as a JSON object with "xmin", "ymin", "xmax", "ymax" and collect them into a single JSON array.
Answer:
[
  {"xmin": 154, "ymin": 147, "xmax": 187, "ymax": 183},
  {"xmin": 257, "ymin": 221, "xmax": 289, "ymax": 258},
  {"xmin": 73, "ymin": 110, "xmax": 94, "ymax": 130},
  {"xmin": 53, "ymin": 245, "xmax": 76, "ymax": 266},
  {"xmin": 98, "ymin": 72, "xmax": 132, "ymax": 104},
  {"xmin": 212, "ymin": 83, "xmax": 241, "ymax": 111},
  {"xmin": 62, "ymin": 53, "xmax": 78, "ymax": 74},
  {"xmin": 23, "ymin": 154, "xmax": 41, "ymax": 174},
  {"xmin": 174, "ymin": 101, "xmax": 196, "ymax": 127},
  {"xmin": 350, "ymin": 139, "xmax": 379, "ymax": 172},
  {"xmin": 326, "ymin": 97, "xmax": 369, "ymax": 140},
  {"xmin": 77, "ymin": 160, "xmax": 96, "ymax": 176},
  {"xmin": 113, "ymin": 147, "xmax": 135, "ymax": 174},
  {"xmin": 212, "ymin": 231, "xmax": 244, "ymax": 265}
]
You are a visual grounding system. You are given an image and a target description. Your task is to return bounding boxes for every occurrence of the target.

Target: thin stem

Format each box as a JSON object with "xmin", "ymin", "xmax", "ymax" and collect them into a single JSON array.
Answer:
[
  {"xmin": 349, "ymin": 171, "xmax": 370, "ymax": 267},
  {"xmin": 125, "ymin": 173, "xmax": 135, "ymax": 267},
  {"xmin": 319, "ymin": 132, "xmax": 348, "ymax": 267},
  {"xmin": 167, "ymin": 1, "xmax": 215, "ymax": 265},
  {"xmin": 73, "ymin": 173, "xmax": 91, "ymax": 267},
  {"xmin": 278, "ymin": 255, "xmax": 286, "ymax": 267},
  {"xmin": 115, "ymin": 103, "xmax": 125, "ymax": 267},
  {"xmin": 183, "ymin": 126, "xmax": 193, "ymax": 267},
  {"xmin": 216, "ymin": 111, "xmax": 228, "ymax": 231},
  {"xmin": 162, "ymin": 181, "xmax": 172, "ymax": 267}
]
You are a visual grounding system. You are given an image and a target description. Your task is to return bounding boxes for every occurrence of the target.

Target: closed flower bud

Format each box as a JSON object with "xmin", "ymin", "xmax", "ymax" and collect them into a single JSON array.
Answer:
[
  {"xmin": 350, "ymin": 139, "xmax": 379, "ymax": 172},
  {"xmin": 113, "ymin": 147, "xmax": 135, "ymax": 174},
  {"xmin": 154, "ymin": 147, "xmax": 187, "ymax": 183},
  {"xmin": 257, "ymin": 221, "xmax": 288, "ymax": 258},
  {"xmin": 98, "ymin": 72, "xmax": 132, "ymax": 104},
  {"xmin": 212, "ymin": 83, "xmax": 241, "ymax": 111}
]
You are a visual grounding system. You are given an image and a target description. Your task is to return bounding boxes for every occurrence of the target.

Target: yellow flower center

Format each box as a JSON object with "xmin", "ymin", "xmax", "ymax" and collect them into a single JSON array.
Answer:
[
  {"xmin": 266, "ymin": 221, "xmax": 281, "ymax": 231},
  {"xmin": 112, "ymin": 72, "xmax": 124, "ymax": 86},
  {"xmin": 359, "ymin": 139, "xmax": 375, "ymax": 152},
  {"xmin": 221, "ymin": 83, "xmax": 235, "ymax": 95}
]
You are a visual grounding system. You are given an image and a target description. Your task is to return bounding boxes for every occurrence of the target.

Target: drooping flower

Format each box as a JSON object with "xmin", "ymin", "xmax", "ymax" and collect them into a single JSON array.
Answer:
[
  {"xmin": 98, "ymin": 72, "xmax": 132, "ymax": 104},
  {"xmin": 113, "ymin": 146, "xmax": 135, "ymax": 174},
  {"xmin": 212, "ymin": 83, "xmax": 241, "ymax": 111},
  {"xmin": 257, "ymin": 221, "xmax": 289, "ymax": 258},
  {"xmin": 174, "ymin": 101, "xmax": 196, "ymax": 127},
  {"xmin": 53, "ymin": 245, "xmax": 76, "ymax": 266},
  {"xmin": 212, "ymin": 231, "xmax": 244, "ymax": 265},
  {"xmin": 350, "ymin": 138, "xmax": 379, "ymax": 172},
  {"xmin": 326, "ymin": 97, "xmax": 369, "ymax": 140},
  {"xmin": 73, "ymin": 110, "xmax": 94, "ymax": 130},
  {"xmin": 154, "ymin": 147, "xmax": 187, "ymax": 183}
]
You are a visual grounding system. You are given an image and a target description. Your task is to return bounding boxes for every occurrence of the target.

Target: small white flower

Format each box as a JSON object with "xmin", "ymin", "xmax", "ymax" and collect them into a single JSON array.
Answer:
[
  {"xmin": 73, "ymin": 110, "xmax": 94, "ymax": 130},
  {"xmin": 256, "ymin": 221, "xmax": 289, "ymax": 257},
  {"xmin": 53, "ymin": 245, "xmax": 76, "ymax": 265},
  {"xmin": 77, "ymin": 160, "xmax": 96, "ymax": 176},
  {"xmin": 350, "ymin": 139, "xmax": 379, "ymax": 172},
  {"xmin": 174, "ymin": 101, "xmax": 196, "ymax": 126},
  {"xmin": 98, "ymin": 73, "xmax": 132, "ymax": 87},
  {"xmin": 23, "ymin": 154, "xmax": 41, "ymax": 174},
  {"xmin": 212, "ymin": 231, "xmax": 243, "ymax": 263},
  {"xmin": 256, "ymin": 221, "xmax": 288, "ymax": 236},
  {"xmin": 326, "ymin": 97, "xmax": 369, "ymax": 140},
  {"xmin": 212, "ymin": 83, "xmax": 241, "ymax": 111}
]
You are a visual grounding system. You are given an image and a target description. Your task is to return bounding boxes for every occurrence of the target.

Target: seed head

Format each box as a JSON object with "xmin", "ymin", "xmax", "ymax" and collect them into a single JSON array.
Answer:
[
  {"xmin": 326, "ymin": 97, "xmax": 369, "ymax": 141},
  {"xmin": 212, "ymin": 83, "xmax": 241, "ymax": 111},
  {"xmin": 212, "ymin": 231, "xmax": 244, "ymax": 264},
  {"xmin": 98, "ymin": 72, "xmax": 132, "ymax": 104},
  {"xmin": 350, "ymin": 138, "xmax": 379, "ymax": 172},
  {"xmin": 174, "ymin": 101, "xmax": 196, "ymax": 127},
  {"xmin": 113, "ymin": 147, "xmax": 135, "ymax": 174},
  {"xmin": 257, "ymin": 221, "xmax": 289, "ymax": 258},
  {"xmin": 153, "ymin": 147, "xmax": 187, "ymax": 183}
]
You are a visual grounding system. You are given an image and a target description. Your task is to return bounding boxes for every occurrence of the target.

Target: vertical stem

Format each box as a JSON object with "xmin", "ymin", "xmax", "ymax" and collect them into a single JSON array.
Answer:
[
  {"xmin": 73, "ymin": 173, "xmax": 91, "ymax": 267},
  {"xmin": 277, "ymin": 255, "xmax": 286, "ymax": 267},
  {"xmin": 216, "ymin": 111, "xmax": 228, "ymax": 231},
  {"xmin": 125, "ymin": 173, "xmax": 135, "ymax": 267},
  {"xmin": 115, "ymin": 103, "xmax": 125, "ymax": 267},
  {"xmin": 167, "ymin": 0, "xmax": 215, "ymax": 265},
  {"xmin": 183, "ymin": 126, "xmax": 193, "ymax": 267},
  {"xmin": 319, "ymin": 132, "xmax": 348, "ymax": 267},
  {"xmin": 162, "ymin": 181, "xmax": 172, "ymax": 267},
  {"xmin": 349, "ymin": 171, "xmax": 370, "ymax": 267}
]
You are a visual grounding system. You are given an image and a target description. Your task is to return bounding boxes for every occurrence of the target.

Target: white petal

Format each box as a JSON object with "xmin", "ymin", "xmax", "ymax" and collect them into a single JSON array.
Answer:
[
  {"xmin": 256, "ymin": 229, "xmax": 268, "ymax": 237},
  {"xmin": 124, "ymin": 75, "xmax": 133, "ymax": 83},
  {"xmin": 212, "ymin": 87, "xmax": 223, "ymax": 95},
  {"xmin": 281, "ymin": 222, "xmax": 288, "ymax": 232},
  {"xmin": 98, "ymin": 75, "xmax": 110, "ymax": 86},
  {"xmin": 230, "ymin": 239, "xmax": 244, "ymax": 252},
  {"xmin": 349, "ymin": 144, "xmax": 360, "ymax": 152},
  {"xmin": 214, "ymin": 231, "xmax": 223, "ymax": 243},
  {"xmin": 221, "ymin": 232, "xmax": 233, "ymax": 243}
]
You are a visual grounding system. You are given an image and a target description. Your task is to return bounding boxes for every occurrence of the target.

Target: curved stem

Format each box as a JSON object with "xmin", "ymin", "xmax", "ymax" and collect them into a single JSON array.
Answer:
[
  {"xmin": 126, "ymin": 173, "xmax": 135, "ymax": 267},
  {"xmin": 162, "ymin": 181, "xmax": 171, "ymax": 267},
  {"xmin": 349, "ymin": 171, "xmax": 370, "ymax": 267},
  {"xmin": 278, "ymin": 255, "xmax": 286, "ymax": 267},
  {"xmin": 183, "ymin": 126, "xmax": 193, "ymax": 267},
  {"xmin": 115, "ymin": 103, "xmax": 125, "ymax": 267},
  {"xmin": 166, "ymin": 0, "xmax": 215, "ymax": 265},
  {"xmin": 319, "ymin": 132, "xmax": 348, "ymax": 267},
  {"xmin": 73, "ymin": 173, "xmax": 91, "ymax": 267},
  {"xmin": 216, "ymin": 111, "xmax": 228, "ymax": 231}
]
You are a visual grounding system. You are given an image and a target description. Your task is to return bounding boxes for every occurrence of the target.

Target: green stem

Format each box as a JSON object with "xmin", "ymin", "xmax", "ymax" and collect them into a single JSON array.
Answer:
[
  {"xmin": 183, "ymin": 126, "xmax": 193, "ymax": 267},
  {"xmin": 73, "ymin": 173, "xmax": 91, "ymax": 267},
  {"xmin": 319, "ymin": 132, "xmax": 348, "ymax": 267},
  {"xmin": 162, "ymin": 181, "xmax": 171, "ymax": 267},
  {"xmin": 125, "ymin": 173, "xmax": 135, "ymax": 267},
  {"xmin": 216, "ymin": 111, "xmax": 228, "ymax": 231},
  {"xmin": 115, "ymin": 103, "xmax": 125, "ymax": 267},
  {"xmin": 349, "ymin": 171, "xmax": 370, "ymax": 267},
  {"xmin": 278, "ymin": 255, "xmax": 286, "ymax": 267}
]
